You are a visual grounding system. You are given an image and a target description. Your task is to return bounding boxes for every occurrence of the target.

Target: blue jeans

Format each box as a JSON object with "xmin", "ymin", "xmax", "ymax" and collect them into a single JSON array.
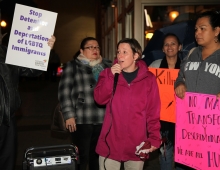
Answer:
[
  {"xmin": 159, "ymin": 145, "xmax": 193, "ymax": 170},
  {"xmin": 160, "ymin": 145, "xmax": 174, "ymax": 170}
]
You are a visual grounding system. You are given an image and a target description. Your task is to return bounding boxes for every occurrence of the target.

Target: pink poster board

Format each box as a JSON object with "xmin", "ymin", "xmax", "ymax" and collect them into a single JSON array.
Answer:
[{"xmin": 175, "ymin": 92, "xmax": 220, "ymax": 170}]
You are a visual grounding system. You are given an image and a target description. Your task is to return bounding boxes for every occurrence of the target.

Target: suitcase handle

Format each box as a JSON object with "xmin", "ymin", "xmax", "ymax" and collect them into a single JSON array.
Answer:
[{"xmin": 24, "ymin": 144, "xmax": 78, "ymax": 159}]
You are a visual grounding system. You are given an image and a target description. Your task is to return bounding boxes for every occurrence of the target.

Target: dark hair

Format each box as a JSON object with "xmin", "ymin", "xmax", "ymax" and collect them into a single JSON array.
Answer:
[
  {"xmin": 162, "ymin": 33, "xmax": 182, "ymax": 59},
  {"xmin": 80, "ymin": 37, "xmax": 98, "ymax": 50},
  {"xmin": 73, "ymin": 50, "xmax": 80, "ymax": 59},
  {"xmin": 196, "ymin": 10, "xmax": 220, "ymax": 41},
  {"xmin": 163, "ymin": 33, "xmax": 181, "ymax": 46},
  {"xmin": 116, "ymin": 38, "xmax": 142, "ymax": 60}
]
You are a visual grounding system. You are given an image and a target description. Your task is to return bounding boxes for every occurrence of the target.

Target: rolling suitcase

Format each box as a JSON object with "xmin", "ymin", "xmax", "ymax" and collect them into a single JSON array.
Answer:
[{"xmin": 23, "ymin": 144, "xmax": 79, "ymax": 170}]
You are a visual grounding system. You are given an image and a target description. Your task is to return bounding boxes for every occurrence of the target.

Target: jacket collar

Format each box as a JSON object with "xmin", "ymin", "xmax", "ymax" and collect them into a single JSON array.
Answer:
[{"xmin": 117, "ymin": 60, "xmax": 149, "ymax": 85}]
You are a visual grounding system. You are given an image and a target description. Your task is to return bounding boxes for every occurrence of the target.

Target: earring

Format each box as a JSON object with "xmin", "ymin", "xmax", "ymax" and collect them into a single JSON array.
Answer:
[{"xmin": 214, "ymin": 36, "xmax": 219, "ymax": 43}]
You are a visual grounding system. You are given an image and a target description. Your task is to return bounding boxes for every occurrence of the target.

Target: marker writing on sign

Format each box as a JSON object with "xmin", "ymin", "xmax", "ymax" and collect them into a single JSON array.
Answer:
[{"xmin": 166, "ymin": 101, "xmax": 173, "ymax": 109}]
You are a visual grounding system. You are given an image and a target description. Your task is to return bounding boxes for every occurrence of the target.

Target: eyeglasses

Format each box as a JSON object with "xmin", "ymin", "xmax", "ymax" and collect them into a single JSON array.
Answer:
[{"xmin": 84, "ymin": 46, "xmax": 100, "ymax": 51}]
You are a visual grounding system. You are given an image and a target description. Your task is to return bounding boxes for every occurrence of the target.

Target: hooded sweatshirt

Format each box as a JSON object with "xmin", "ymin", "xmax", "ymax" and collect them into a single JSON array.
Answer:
[
  {"xmin": 175, "ymin": 46, "xmax": 220, "ymax": 95},
  {"xmin": 94, "ymin": 60, "xmax": 161, "ymax": 161}
]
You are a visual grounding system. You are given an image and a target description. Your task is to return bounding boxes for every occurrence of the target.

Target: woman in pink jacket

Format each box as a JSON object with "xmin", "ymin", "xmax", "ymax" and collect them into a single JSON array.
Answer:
[{"xmin": 94, "ymin": 38, "xmax": 161, "ymax": 170}]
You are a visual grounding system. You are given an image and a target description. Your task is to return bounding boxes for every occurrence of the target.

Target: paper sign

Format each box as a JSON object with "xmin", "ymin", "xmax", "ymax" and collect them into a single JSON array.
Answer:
[
  {"xmin": 5, "ymin": 4, "xmax": 57, "ymax": 71},
  {"xmin": 175, "ymin": 92, "xmax": 220, "ymax": 170},
  {"xmin": 149, "ymin": 68, "xmax": 179, "ymax": 123}
]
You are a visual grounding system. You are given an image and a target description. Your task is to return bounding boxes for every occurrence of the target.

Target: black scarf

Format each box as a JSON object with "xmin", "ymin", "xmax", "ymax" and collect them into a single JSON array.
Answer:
[{"xmin": 159, "ymin": 55, "xmax": 181, "ymax": 69}]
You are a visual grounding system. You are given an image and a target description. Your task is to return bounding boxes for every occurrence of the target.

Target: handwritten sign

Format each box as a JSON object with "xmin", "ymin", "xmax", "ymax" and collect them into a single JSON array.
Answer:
[
  {"xmin": 175, "ymin": 92, "xmax": 220, "ymax": 170},
  {"xmin": 6, "ymin": 4, "xmax": 57, "ymax": 71},
  {"xmin": 149, "ymin": 68, "xmax": 179, "ymax": 123}
]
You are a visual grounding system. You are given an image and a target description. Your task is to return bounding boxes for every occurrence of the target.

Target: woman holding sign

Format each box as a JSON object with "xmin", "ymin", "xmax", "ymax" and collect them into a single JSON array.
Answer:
[
  {"xmin": 0, "ymin": 35, "xmax": 55, "ymax": 170},
  {"xmin": 175, "ymin": 10, "xmax": 220, "ymax": 100},
  {"xmin": 175, "ymin": 10, "xmax": 220, "ymax": 169},
  {"xmin": 150, "ymin": 33, "xmax": 187, "ymax": 170}
]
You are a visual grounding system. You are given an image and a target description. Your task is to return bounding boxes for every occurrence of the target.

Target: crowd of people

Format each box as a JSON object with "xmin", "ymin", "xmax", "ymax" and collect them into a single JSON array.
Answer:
[{"xmin": 1, "ymin": 8, "xmax": 220, "ymax": 170}]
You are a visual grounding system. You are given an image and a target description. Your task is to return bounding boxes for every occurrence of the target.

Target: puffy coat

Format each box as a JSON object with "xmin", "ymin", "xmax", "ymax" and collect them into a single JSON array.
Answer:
[{"xmin": 94, "ymin": 60, "xmax": 161, "ymax": 161}]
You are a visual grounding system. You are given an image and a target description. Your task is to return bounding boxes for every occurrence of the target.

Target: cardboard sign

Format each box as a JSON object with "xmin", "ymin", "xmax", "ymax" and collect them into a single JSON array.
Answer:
[
  {"xmin": 175, "ymin": 92, "xmax": 220, "ymax": 170},
  {"xmin": 6, "ymin": 4, "xmax": 57, "ymax": 71},
  {"xmin": 149, "ymin": 68, "xmax": 179, "ymax": 123}
]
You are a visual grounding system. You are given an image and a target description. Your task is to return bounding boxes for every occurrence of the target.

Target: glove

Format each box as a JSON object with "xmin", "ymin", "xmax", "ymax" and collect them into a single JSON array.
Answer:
[{"xmin": 135, "ymin": 140, "xmax": 151, "ymax": 161}]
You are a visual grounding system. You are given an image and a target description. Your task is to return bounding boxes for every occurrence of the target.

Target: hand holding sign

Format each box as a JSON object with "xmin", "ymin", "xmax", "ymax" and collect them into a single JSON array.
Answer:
[
  {"xmin": 175, "ymin": 83, "xmax": 187, "ymax": 99},
  {"xmin": 6, "ymin": 4, "xmax": 57, "ymax": 71},
  {"xmin": 48, "ymin": 35, "xmax": 56, "ymax": 49}
]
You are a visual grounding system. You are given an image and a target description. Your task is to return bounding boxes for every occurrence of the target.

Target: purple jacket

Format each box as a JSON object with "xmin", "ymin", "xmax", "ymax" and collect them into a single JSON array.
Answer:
[{"xmin": 94, "ymin": 60, "xmax": 161, "ymax": 161}]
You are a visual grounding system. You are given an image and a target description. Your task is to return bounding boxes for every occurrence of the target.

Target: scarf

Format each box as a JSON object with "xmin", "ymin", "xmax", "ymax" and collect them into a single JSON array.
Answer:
[
  {"xmin": 159, "ymin": 55, "xmax": 181, "ymax": 69},
  {"xmin": 77, "ymin": 54, "xmax": 104, "ymax": 81}
]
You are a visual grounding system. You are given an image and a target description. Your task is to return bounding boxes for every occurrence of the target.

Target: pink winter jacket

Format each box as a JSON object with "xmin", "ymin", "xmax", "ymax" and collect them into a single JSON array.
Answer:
[{"xmin": 94, "ymin": 60, "xmax": 161, "ymax": 161}]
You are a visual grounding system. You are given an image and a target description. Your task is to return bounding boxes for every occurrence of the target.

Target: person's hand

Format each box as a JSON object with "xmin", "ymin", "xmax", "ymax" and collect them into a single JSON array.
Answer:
[
  {"xmin": 111, "ymin": 63, "xmax": 121, "ymax": 75},
  {"xmin": 217, "ymin": 92, "xmax": 220, "ymax": 99},
  {"xmin": 149, "ymin": 145, "xmax": 157, "ymax": 152},
  {"xmin": 47, "ymin": 35, "xmax": 56, "ymax": 49},
  {"xmin": 175, "ymin": 83, "xmax": 186, "ymax": 99},
  {"xmin": 65, "ymin": 118, "xmax": 76, "ymax": 132},
  {"xmin": 135, "ymin": 140, "xmax": 151, "ymax": 161}
]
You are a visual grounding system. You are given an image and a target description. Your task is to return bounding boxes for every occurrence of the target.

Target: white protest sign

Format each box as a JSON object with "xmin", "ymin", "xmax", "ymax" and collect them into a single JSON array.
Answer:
[{"xmin": 5, "ymin": 4, "xmax": 57, "ymax": 71}]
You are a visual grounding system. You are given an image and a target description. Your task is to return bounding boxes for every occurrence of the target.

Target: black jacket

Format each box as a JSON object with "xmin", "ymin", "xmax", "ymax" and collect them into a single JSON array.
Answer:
[{"xmin": 0, "ymin": 45, "xmax": 42, "ymax": 126}]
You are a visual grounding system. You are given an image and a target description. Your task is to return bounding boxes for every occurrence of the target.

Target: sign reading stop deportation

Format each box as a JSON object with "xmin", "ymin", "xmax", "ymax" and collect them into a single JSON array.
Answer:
[{"xmin": 5, "ymin": 3, "xmax": 57, "ymax": 71}]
